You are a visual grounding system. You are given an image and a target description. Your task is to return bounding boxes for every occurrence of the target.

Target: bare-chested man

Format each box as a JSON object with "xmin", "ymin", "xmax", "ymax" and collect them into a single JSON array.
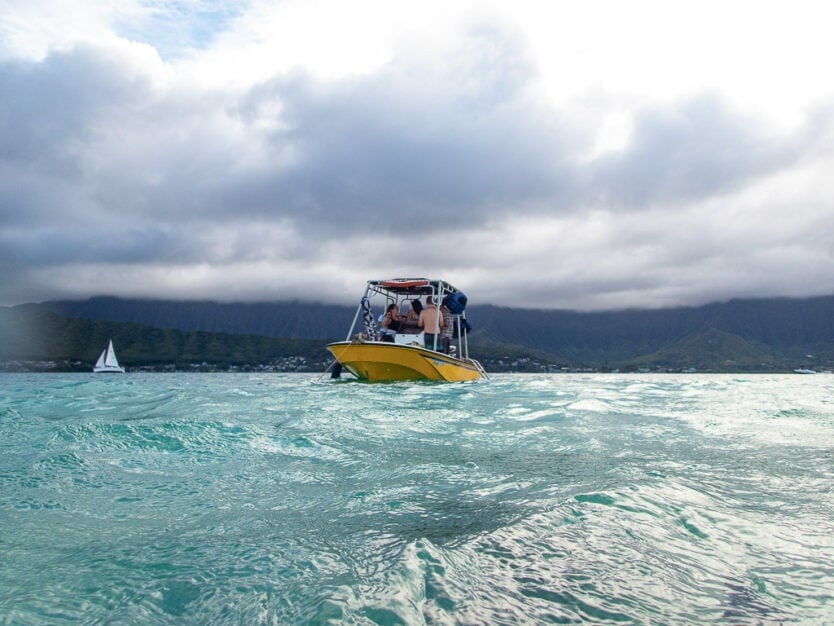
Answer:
[{"xmin": 418, "ymin": 295, "xmax": 444, "ymax": 350}]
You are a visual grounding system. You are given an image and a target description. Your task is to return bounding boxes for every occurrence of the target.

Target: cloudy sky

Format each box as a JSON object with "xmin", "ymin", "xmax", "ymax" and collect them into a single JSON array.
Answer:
[{"xmin": 2, "ymin": 0, "xmax": 833, "ymax": 310}]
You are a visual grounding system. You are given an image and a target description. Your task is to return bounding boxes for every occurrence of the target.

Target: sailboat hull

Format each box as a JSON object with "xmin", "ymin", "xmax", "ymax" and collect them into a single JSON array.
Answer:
[{"xmin": 327, "ymin": 341, "xmax": 481, "ymax": 382}]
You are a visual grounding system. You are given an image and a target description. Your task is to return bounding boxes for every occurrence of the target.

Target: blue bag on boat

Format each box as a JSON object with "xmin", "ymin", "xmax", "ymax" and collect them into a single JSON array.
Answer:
[
  {"xmin": 453, "ymin": 317, "xmax": 472, "ymax": 338},
  {"xmin": 443, "ymin": 292, "xmax": 467, "ymax": 315}
]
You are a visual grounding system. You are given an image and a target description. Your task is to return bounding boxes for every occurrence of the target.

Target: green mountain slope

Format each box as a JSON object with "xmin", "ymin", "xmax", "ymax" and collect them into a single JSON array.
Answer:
[
  {"xmin": 629, "ymin": 328, "xmax": 781, "ymax": 371},
  {"xmin": 0, "ymin": 308, "xmax": 331, "ymax": 372},
  {"xmin": 5, "ymin": 294, "xmax": 834, "ymax": 372}
]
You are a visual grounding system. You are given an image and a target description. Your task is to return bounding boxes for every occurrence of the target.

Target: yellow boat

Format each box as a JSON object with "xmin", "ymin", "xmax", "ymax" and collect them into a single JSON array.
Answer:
[{"xmin": 326, "ymin": 278, "xmax": 487, "ymax": 382}]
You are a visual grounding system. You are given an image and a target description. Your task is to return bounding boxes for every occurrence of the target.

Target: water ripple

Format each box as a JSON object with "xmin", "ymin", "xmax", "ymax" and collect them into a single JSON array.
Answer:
[{"xmin": 1, "ymin": 373, "xmax": 833, "ymax": 623}]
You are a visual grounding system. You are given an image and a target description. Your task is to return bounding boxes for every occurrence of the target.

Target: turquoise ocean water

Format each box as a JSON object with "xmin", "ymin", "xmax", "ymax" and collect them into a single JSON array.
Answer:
[{"xmin": 1, "ymin": 373, "xmax": 832, "ymax": 624}]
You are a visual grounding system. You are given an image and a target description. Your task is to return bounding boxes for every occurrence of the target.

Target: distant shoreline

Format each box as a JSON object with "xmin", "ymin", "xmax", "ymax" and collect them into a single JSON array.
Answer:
[{"xmin": 1, "ymin": 363, "xmax": 823, "ymax": 375}]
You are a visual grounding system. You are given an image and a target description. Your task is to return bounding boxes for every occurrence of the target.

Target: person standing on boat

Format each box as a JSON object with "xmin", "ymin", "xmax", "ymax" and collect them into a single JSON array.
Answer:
[
  {"xmin": 418, "ymin": 296, "xmax": 444, "ymax": 350},
  {"xmin": 380, "ymin": 303, "xmax": 403, "ymax": 342},
  {"xmin": 440, "ymin": 303, "xmax": 454, "ymax": 353}
]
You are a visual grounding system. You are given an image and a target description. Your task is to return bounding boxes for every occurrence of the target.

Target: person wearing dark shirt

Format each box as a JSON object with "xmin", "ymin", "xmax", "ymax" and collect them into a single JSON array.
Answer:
[{"xmin": 380, "ymin": 303, "xmax": 403, "ymax": 341}]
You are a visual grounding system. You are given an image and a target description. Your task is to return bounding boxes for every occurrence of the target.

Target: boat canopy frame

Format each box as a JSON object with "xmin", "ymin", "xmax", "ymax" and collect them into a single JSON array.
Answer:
[{"xmin": 343, "ymin": 277, "xmax": 472, "ymax": 358}]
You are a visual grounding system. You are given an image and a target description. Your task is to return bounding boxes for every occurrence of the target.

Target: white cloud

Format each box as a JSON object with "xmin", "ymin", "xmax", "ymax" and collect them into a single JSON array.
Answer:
[
  {"xmin": 0, "ymin": 0, "xmax": 125, "ymax": 59},
  {"xmin": 2, "ymin": 0, "xmax": 834, "ymax": 309}
]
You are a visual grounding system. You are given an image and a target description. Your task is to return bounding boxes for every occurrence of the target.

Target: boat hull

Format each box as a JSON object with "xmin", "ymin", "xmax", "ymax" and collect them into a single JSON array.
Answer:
[{"xmin": 327, "ymin": 341, "xmax": 482, "ymax": 382}]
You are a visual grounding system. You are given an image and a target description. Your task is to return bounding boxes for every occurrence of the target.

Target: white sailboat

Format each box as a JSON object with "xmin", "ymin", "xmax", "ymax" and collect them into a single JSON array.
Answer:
[{"xmin": 93, "ymin": 339, "xmax": 126, "ymax": 373}]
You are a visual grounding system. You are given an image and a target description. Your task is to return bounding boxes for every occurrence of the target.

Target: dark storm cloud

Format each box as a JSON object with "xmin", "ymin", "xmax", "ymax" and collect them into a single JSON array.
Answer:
[
  {"xmin": 2, "ymin": 21, "xmax": 832, "ymax": 307},
  {"xmin": 0, "ymin": 47, "xmax": 150, "ymax": 165},
  {"xmin": 1, "ymin": 32, "xmax": 808, "ymax": 239},
  {"xmin": 216, "ymin": 40, "xmax": 811, "ymax": 237},
  {"xmin": 0, "ymin": 45, "xmax": 170, "ymax": 280},
  {"xmin": 587, "ymin": 95, "xmax": 805, "ymax": 210},
  {"xmin": 1, "ymin": 225, "xmax": 190, "ymax": 269},
  {"xmin": 221, "ymin": 27, "xmax": 576, "ymax": 233},
  {"xmin": 0, "ymin": 43, "xmax": 245, "ymax": 269}
]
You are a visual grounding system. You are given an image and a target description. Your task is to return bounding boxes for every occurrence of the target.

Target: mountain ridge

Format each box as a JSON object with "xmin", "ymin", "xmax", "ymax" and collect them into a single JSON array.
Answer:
[{"xmin": 4, "ymin": 294, "xmax": 834, "ymax": 372}]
